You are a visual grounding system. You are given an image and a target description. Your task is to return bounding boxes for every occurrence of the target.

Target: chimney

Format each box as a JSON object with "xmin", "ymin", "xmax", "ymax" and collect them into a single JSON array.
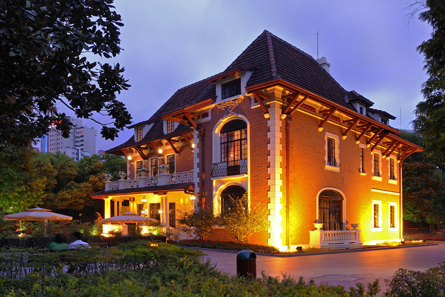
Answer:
[{"xmin": 317, "ymin": 57, "xmax": 331, "ymax": 73}]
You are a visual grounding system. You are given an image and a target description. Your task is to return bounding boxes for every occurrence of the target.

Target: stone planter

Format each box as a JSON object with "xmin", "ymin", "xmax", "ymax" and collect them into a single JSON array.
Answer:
[
  {"xmin": 138, "ymin": 168, "xmax": 148, "ymax": 177},
  {"xmin": 119, "ymin": 171, "xmax": 127, "ymax": 180},
  {"xmin": 104, "ymin": 174, "xmax": 112, "ymax": 181},
  {"xmin": 159, "ymin": 165, "xmax": 168, "ymax": 175},
  {"xmin": 351, "ymin": 223, "xmax": 359, "ymax": 230},
  {"xmin": 314, "ymin": 223, "xmax": 324, "ymax": 230}
]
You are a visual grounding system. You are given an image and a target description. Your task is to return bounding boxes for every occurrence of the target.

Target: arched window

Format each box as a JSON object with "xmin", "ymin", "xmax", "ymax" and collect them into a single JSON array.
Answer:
[
  {"xmin": 318, "ymin": 190, "xmax": 344, "ymax": 231},
  {"xmin": 220, "ymin": 185, "xmax": 246, "ymax": 216},
  {"xmin": 220, "ymin": 119, "xmax": 247, "ymax": 176}
]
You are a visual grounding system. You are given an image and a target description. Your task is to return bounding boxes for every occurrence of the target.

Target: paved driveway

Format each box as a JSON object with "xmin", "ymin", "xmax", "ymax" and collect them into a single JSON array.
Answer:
[{"xmin": 202, "ymin": 244, "xmax": 445, "ymax": 288}]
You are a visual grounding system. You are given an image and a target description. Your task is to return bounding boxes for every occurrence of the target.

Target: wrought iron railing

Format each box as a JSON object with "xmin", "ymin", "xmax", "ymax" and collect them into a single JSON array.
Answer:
[{"xmin": 211, "ymin": 159, "xmax": 247, "ymax": 177}]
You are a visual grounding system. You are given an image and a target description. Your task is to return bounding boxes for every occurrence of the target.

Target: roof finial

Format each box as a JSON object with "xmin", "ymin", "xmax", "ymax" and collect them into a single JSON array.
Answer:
[{"xmin": 316, "ymin": 30, "xmax": 319, "ymax": 59}]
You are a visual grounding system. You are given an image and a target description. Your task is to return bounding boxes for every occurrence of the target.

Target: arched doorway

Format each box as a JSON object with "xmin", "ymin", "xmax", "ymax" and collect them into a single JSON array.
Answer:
[
  {"xmin": 318, "ymin": 189, "xmax": 344, "ymax": 230},
  {"xmin": 220, "ymin": 185, "xmax": 246, "ymax": 216}
]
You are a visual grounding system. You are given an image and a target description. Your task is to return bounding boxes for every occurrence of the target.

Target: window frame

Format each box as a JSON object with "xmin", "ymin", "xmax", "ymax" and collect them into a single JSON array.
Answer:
[
  {"xmin": 149, "ymin": 158, "xmax": 159, "ymax": 177},
  {"xmin": 389, "ymin": 202, "xmax": 398, "ymax": 230},
  {"xmin": 221, "ymin": 78, "xmax": 241, "ymax": 100},
  {"xmin": 388, "ymin": 156, "xmax": 398, "ymax": 184},
  {"xmin": 325, "ymin": 132, "xmax": 340, "ymax": 172},
  {"xmin": 166, "ymin": 120, "xmax": 175, "ymax": 134},
  {"xmin": 372, "ymin": 151, "xmax": 382, "ymax": 181},
  {"xmin": 166, "ymin": 154, "xmax": 176, "ymax": 174},
  {"xmin": 136, "ymin": 128, "xmax": 143, "ymax": 142},
  {"xmin": 372, "ymin": 200, "xmax": 382, "ymax": 231},
  {"xmin": 359, "ymin": 143, "xmax": 366, "ymax": 175},
  {"xmin": 318, "ymin": 190, "xmax": 344, "ymax": 231},
  {"xmin": 219, "ymin": 121, "xmax": 247, "ymax": 176}
]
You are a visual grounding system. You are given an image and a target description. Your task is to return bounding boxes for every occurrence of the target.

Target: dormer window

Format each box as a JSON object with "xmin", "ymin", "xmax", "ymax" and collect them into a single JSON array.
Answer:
[
  {"xmin": 222, "ymin": 78, "xmax": 241, "ymax": 100},
  {"xmin": 381, "ymin": 119, "xmax": 387, "ymax": 125},
  {"xmin": 359, "ymin": 106, "xmax": 364, "ymax": 115},
  {"xmin": 166, "ymin": 120, "xmax": 175, "ymax": 134},
  {"xmin": 136, "ymin": 128, "xmax": 143, "ymax": 142}
]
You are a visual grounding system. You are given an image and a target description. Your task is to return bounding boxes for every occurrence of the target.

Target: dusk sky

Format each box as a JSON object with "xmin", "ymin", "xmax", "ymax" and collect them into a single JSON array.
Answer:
[{"xmin": 54, "ymin": 1, "xmax": 432, "ymax": 153}]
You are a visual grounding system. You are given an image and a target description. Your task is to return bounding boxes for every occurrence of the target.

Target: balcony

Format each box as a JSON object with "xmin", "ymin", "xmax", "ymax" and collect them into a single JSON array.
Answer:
[
  {"xmin": 309, "ymin": 223, "xmax": 362, "ymax": 250},
  {"xmin": 104, "ymin": 170, "xmax": 194, "ymax": 192},
  {"xmin": 212, "ymin": 159, "xmax": 247, "ymax": 177}
]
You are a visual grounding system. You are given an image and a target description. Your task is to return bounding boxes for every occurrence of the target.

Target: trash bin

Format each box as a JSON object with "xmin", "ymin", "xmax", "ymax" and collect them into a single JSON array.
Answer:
[{"xmin": 236, "ymin": 250, "xmax": 256, "ymax": 278}]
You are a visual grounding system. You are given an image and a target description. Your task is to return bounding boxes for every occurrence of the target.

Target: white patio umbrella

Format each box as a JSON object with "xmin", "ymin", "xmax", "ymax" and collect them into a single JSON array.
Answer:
[
  {"xmin": 101, "ymin": 212, "xmax": 158, "ymax": 224},
  {"xmin": 4, "ymin": 207, "xmax": 73, "ymax": 237}
]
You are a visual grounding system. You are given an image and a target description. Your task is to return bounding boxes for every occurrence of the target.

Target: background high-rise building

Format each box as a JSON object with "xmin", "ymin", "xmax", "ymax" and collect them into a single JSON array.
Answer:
[{"xmin": 44, "ymin": 117, "xmax": 97, "ymax": 161}]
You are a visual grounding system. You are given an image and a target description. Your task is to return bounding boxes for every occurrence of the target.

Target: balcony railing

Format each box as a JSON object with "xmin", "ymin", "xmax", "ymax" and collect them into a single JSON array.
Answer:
[
  {"xmin": 309, "ymin": 223, "xmax": 362, "ymax": 249},
  {"xmin": 104, "ymin": 170, "xmax": 194, "ymax": 192},
  {"xmin": 212, "ymin": 159, "xmax": 247, "ymax": 177}
]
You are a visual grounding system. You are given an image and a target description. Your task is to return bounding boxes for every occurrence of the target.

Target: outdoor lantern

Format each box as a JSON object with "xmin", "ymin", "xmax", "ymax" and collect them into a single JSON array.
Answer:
[
  {"xmin": 158, "ymin": 210, "xmax": 162, "ymax": 214},
  {"xmin": 192, "ymin": 143, "xmax": 195, "ymax": 149},
  {"xmin": 127, "ymin": 155, "xmax": 132, "ymax": 160},
  {"xmin": 158, "ymin": 148, "xmax": 163, "ymax": 154},
  {"xmin": 190, "ymin": 196, "xmax": 196, "ymax": 201},
  {"xmin": 142, "ymin": 198, "xmax": 147, "ymax": 203}
]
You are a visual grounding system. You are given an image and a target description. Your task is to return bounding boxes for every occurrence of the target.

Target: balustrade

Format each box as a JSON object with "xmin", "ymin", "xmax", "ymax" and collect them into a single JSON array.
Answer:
[
  {"xmin": 104, "ymin": 170, "xmax": 193, "ymax": 191},
  {"xmin": 309, "ymin": 223, "xmax": 362, "ymax": 249},
  {"xmin": 212, "ymin": 159, "xmax": 247, "ymax": 177}
]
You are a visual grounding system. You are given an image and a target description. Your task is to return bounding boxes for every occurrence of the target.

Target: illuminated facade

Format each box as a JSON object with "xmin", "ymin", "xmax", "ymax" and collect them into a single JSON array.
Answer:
[{"xmin": 91, "ymin": 30, "xmax": 421, "ymax": 249}]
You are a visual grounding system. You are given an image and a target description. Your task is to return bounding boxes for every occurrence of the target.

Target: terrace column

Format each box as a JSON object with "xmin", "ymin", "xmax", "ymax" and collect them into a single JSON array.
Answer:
[{"xmin": 104, "ymin": 198, "xmax": 111, "ymax": 219}]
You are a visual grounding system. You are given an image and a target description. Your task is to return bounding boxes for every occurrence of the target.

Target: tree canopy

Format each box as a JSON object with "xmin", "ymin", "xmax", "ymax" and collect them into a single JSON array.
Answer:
[
  {"xmin": 0, "ymin": 0, "xmax": 132, "ymax": 147},
  {"xmin": 413, "ymin": 0, "xmax": 445, "ymax": 165}
]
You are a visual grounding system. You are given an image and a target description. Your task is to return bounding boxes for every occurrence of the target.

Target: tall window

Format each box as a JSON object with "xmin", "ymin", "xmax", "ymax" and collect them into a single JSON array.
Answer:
[
  {"xmin": 373, "ymin": 153, "xmax": 380, "ymax": 177},
  {"xmin": 373, "ymin": 203, "xmax": 381, "ymax": 228},
  {"xmin": 220, "ymin": 120, "xmax": 247, "ymax": 176},
  {"xmin": 136, "ymin": 160, "xmax": 143, "ymax": 177},
  {"xmin": 390, "ymin": 205, "xmax": 396, "ymax": 228},
  {"xmin": 221, "ymin": 78, "xmax": 241, "ymax": 99},
  {"xmin": 136, "ymin": 128, "xmax": 143, "ymax": 141},
  {"xmin": 389, "ymin": 158, "xmax": 396, "ymax": 180},
  {"xmin": 149, "ymin": 203, "xmax": 161, "ymax": 221},
  {"xmin": 169, "ymin": 203, "xmax": 176, "ymax": 227},
  {"xmin": 360, "ymin": 147, "xmax": 365, "ymax": 173},
  {"xmin": 166, "ymin": 120, "xmax": 175, "ymax": 134},
  {"xmin": 150, "ymin": 158, "xmax": 159, "ymax": 176},
  {"xmin": 318, "ymin": 190, "xmax": 343, "ymax": 231},
  {"xmin": 327, "ymin": 137, "xmax": 337, "ymax": 167},
  {"xmin": 166, "ymin": 154, "xmax": 175, "ymax": 173},
  {"xmin": 220, "ymin": 185, "xmax": 246, "ymax": 217}
]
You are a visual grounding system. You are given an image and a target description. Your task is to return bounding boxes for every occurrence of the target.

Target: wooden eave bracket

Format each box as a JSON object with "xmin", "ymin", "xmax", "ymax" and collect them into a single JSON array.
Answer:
[
  {"xmin": 183, "ymin": 113, "xmax": 198, "ymax": 129},
  {"xmin": 134, "ymin": 146, "xmax": 147, "ymax": 160},
  {"xmin": 383, "ymin": 141, "xmax": 399, "ymax": 158},
  {"xmin": 370, "ymin": 132, "xmax": 389, "ymax": 152},
  {"xmin": 252, "ymin": 91, "xmax": 269, "ymax": 117},
  {"xmin": 149, "ymin": 142, "xmax": 161, "ymax": 156},
  {"xmin": 342, "ymin": 118, "xmax": 360, "ymax": 140},
  {"xmin": 356, "ymin": 124, "xmax": 372, "ymax": 144},
  {"xmin": 282, "ymin": 92, "xmax": 299, "ymax": 114},
  {"xmin": 318, "ymin": 108, "xmax": 337, "ymax": 131},
  {"xmin": 366, "ymin": 128, "xmax": 384, "ymax": 147},
  {"xmin": 182, "ymin": 133, "xmax": 194, "ymax": 148},
  {"xmin": 167, "ymin": 138, "xmax": 180, "ymax": 155}
]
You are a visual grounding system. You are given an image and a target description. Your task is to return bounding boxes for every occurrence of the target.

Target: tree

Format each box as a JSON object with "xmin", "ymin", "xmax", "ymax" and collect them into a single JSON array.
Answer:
[
  {"xmin": 413, "ymin": 0, "xmax": 445, "ymax": 165},
  {"xmin": 222, "ymin": 194, "xmax": 269, "ymax": 244},
  {"xmin": 101, "ymin": 153, "xmax": 126, "ymax": 180},
  {"xmin": 403, "ymin": 162, "xmax": 445, "ymax": 224},
  {"xmin": 0, "ymin": 146, "xmax": 48, "ymax": 212},
  {"xmin": 0, "ymin": 0, "xmax": 132, "ymax": 147}
]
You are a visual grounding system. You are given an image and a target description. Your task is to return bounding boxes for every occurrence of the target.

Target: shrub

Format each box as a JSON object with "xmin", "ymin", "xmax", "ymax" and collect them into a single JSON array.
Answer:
[
  {"xmin": 222, "ymin": 194, "xmax": 269, "ymax": 244},
  {"xmin": 177, "ymin": 208, "xmax": 219, "ymax": 240}
]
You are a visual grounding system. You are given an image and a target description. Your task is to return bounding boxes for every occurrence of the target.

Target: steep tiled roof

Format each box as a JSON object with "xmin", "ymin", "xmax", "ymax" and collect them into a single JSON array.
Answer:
[
  {"xmin": 347, "ymin": 90, "xmax": 374, "ymax": 107},
  {"xmin": 368, "ymin": 108, "xmax": 396, "ymax": 120},
  {"xmin": 112, "ymin": 30, "xmax": 394, "ymax": 154}
]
